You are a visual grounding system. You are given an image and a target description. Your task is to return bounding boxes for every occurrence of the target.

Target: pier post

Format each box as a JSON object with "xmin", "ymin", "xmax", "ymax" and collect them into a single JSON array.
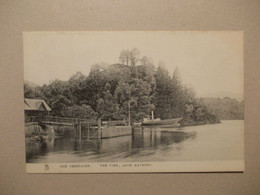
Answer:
[
  {"xmin": 87, "ymin": 123, "xmax": 90, "ymax": 140},
  {"xmin": 78, "ymin": 118, "xmax": 81, "ymax": 140},
  {"xmin": 97, "ymin": 118, "xmax": 101, "ymax": 139},
  {"xmin": 74, "ymin": 118, "xmax": 82, "ymax": 139},
  {"xmin": 74, "ymin": 124, "xmax": 77, "ymax": 139},
  {"xmin": 128, "ymin": 100, "xmax": 131, "ymax": 126}
]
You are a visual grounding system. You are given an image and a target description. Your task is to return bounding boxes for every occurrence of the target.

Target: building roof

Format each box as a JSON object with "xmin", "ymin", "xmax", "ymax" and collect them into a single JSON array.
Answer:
[{"xmin": 24, "ymin": 98, "xmax": 51, "ymax": 111}]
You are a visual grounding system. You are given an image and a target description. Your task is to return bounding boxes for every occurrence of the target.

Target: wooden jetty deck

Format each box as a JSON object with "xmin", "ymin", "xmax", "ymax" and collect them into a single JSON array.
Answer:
[{"xmin": 25, "ymin": 116, "xmax": 132, "ymax": 139}]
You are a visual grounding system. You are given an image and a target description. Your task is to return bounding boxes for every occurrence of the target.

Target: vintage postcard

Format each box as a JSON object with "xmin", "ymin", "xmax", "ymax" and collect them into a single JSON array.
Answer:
[{"xmin": 23, "ymin": 31, "xmax": 244, "ymax": 173}]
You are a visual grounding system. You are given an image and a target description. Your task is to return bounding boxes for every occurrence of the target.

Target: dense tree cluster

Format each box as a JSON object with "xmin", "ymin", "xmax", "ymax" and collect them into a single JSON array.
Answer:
[
  {"xmin": 197, "ymin": 97, "xmax": 244, "ymax": 120},
  {"xmin": 24, "ymin": 49, "xmax": 229, "ymax": 123},
  {"xmin": 180, "ymin": 102, "xmax": 220, "ymax": 126}
]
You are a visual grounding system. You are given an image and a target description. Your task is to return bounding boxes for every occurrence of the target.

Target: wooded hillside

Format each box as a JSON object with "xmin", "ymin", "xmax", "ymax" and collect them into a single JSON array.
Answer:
[
  {"xmin": 24, "ymin": 48, "xmax": 242, "ymax": 123},
  {"xmin": 197, "ymin": 97, "xmax": 244, "ymax": 120}
]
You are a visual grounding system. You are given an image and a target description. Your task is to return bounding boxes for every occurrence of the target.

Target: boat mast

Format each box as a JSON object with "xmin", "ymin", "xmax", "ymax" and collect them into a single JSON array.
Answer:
[
  {"xmin": 151, "ymin": 111, "xmax": 154, "ymax": 120},
  {"xmin": 128, "ymin": 100, "xmax": 131, "ymax": 126}
]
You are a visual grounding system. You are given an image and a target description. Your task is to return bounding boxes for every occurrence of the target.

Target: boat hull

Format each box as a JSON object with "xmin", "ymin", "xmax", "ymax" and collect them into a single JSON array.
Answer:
[{"xmin": 142, "ymin": 118, "xmax": 182, "ymax": 126}]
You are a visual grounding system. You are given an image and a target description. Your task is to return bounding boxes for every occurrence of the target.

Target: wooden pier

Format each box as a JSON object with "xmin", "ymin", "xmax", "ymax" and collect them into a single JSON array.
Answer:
[{"xmin": 25, "ymin": 116, "xmax": 132, "ymax": 139}]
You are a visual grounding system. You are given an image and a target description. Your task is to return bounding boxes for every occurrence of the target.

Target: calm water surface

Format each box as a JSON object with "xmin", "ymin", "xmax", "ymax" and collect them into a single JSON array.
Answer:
[{"xmin": 26, "ymin": 120, "xmax": 244, "ymax": 163}]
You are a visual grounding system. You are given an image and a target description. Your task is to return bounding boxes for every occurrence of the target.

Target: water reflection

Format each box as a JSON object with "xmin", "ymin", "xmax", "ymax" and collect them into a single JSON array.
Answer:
[
  {"xmin": 26, "ymin": 127, "xmax": 197, "ymax": 163},
  {"xmin": 129, "ymin": 128, "xmax": 197, "ymax": 158}
]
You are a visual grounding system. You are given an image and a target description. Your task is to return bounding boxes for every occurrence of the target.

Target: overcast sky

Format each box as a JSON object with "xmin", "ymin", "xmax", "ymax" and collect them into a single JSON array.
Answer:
[{"xmin": 24, "ymin": 31, "xmax": 243, "ymax": 101}]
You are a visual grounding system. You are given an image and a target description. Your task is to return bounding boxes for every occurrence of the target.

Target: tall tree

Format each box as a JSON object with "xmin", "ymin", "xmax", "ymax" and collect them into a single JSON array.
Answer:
[
  {"xmin": 130, "ymin": 48, "xmax": 140, "ymax": 66},
  {"xmin": 154, "ymin": 65, "xmax": 173, "ymax": 119},
  {"xmin": 24, "ymin": 83, "xmax": 36, "ymax": 98},
  {"xmin": 119, "ymin": 49, "xmax": 131, "ymax": 65},
  {"xmin": 96, "ymin": 83, "xmax": 115, "ymax": 120},
  {"xmin": 119, "ymin": 48, "xmax": 140, "ymax": 66}
]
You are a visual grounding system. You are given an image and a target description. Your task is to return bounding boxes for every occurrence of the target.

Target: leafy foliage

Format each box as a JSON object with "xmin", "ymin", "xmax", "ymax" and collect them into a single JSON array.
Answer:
[
  {"xmin": 197, "ymin": 97, "xmax": 244, "ymax": 120},
  {"xmin": 24, "ymin": 48, "xmax": 242, "ymax": 122}
]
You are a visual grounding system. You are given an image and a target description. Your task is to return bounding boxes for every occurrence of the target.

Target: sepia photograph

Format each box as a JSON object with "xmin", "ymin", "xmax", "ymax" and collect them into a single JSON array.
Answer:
[{"xmin": 23, "ymin": 31, "xmax": 244, "ymax": 173}]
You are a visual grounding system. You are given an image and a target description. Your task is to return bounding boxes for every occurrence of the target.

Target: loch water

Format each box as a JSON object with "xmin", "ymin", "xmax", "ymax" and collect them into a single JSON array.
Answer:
[{"xmin": 26, "ymin": 120, "xmax": 244, "ymax": 163}]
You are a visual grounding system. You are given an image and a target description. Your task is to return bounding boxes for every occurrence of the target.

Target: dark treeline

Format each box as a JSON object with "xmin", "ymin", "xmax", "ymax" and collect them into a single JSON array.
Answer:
[{"xmin": 24, "ymin": 48, "xmax": 220, "ymax": 123}]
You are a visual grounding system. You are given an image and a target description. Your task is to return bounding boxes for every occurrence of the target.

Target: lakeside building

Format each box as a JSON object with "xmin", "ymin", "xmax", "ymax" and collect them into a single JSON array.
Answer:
[{"xmin": 24, "ymin": 98, "xmax": 51, "ymax": 122}]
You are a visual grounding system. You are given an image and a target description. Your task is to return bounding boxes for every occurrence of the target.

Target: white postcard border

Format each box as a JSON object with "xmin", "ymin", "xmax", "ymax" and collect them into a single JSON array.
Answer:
[{"xmin": 26, "ymin": 160, "xmax": 244, "ymax": 173}]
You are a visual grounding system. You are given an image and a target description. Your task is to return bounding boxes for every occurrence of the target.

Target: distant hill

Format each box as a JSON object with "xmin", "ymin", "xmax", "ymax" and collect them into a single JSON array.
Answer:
[{"xmin": 197, "ymin": 97, "xmax": 244, "ymax": 120}]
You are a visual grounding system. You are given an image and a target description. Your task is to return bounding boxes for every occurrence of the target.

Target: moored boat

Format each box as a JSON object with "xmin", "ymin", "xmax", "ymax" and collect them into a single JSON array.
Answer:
[
  {"xmin": 141, "ymin": 111, "xmax": 182, "ymax": 127},
  {"xmin": 142, "ymin": 117, "xmax": 182, "ymax": 126}
]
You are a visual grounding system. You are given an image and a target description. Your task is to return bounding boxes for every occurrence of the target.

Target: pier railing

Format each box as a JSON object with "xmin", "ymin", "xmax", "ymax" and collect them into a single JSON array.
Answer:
[
  {"xmin": 25, "ymin": 116, "xmax": 129, "ymax": 140},
  {"xmin": 103, "ymin": 120, "xmax": 127, "ymax": 126},
  {"xmin": 41, "ymin": 116, "xmax": 78, "ymax": 124},
  {"xmin": 25, "ymin": 116, "xmax": 126, "ymax": 126}
]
